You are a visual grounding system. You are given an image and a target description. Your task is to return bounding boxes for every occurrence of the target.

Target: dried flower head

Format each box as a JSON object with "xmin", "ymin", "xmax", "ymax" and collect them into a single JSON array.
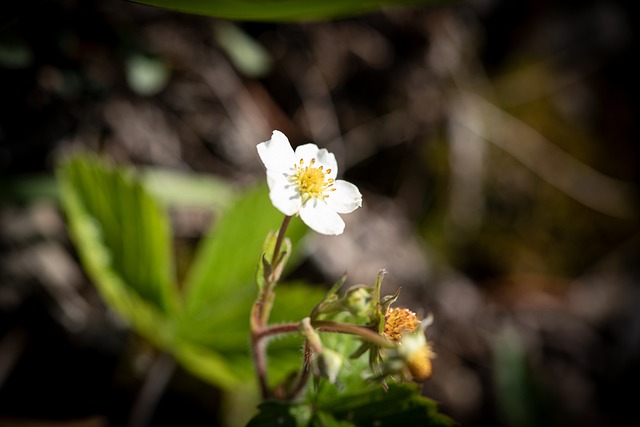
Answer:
[{"xmin": 383, "ymin": 307, "xmax": 420, "ymax": 342}]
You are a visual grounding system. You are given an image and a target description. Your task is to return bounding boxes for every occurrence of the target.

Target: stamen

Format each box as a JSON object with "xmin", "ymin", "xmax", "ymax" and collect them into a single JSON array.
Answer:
[{"xmin": 291, "ymin": 156, "xmax": 334, "ymax": 203}]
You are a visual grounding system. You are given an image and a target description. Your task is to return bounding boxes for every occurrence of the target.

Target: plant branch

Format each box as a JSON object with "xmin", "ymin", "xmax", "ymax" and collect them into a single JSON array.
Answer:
[
  {"xmin": 313, "ymin": 320, "xmax": 394, "ymax": 348},
  {"xmin": 257, "ymin": 320, "xmax": 394, "ymax": 349}
]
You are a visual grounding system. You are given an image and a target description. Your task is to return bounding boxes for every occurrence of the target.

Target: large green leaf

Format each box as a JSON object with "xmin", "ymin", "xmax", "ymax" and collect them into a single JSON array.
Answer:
[
  {"xmin": 178, "ymin": 184, "xmax": 306, "ymax": 344},
  {"xmin": 129, "ymin": 0, "xmax": 442, "ymax": 22},
  {"xmin": 57, "ymin": 154, "xmax": 179, "ymax": 347}
]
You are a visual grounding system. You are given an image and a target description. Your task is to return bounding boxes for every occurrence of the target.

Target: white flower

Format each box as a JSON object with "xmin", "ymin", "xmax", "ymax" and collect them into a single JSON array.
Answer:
[{"xmin": 257, "ymin": 130, "xmax": 362, "ymax": 235}]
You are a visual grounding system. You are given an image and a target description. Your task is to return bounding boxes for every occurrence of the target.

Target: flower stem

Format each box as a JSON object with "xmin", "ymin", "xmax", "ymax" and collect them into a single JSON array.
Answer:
[
  {"xmin": 256, "ymin": 320, "xmax": 395, "ymax": 348},
  {"xmin": 272, "ymin": 215, "xmax": 292, "ymax": 266},
  {"xmin": 259, "ymin": 215, "xmax": 292, "ymax": 327},
  {"xmin": 251, "ymin": 332, "xmax": 270, "ymax": 399},
  {"xmin": 287, "ymin": 340, "xmax": 312, "ymax": 400},
  {"xmin": 251, "ymin": 214, "xmax": 293, "ymax": 399},
  {"xmin": 313, "ymin": 320, "xmax": 395, "ymax": 348}
]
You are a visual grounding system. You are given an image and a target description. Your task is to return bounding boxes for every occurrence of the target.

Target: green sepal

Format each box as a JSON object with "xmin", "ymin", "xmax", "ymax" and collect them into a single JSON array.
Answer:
[
  {"xmin": 310, "ymin": 275, "xmax": 347, "ymax": 319},
  {"xmin": 256, "ymin": 230, "xmax": 277, "ymax": 292}
]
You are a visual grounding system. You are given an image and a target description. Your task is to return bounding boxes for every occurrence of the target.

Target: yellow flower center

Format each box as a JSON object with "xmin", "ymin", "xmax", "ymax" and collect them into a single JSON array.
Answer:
[{"xmin": 292, "ymin": 158, "xmax": 335, "ymax": 203}]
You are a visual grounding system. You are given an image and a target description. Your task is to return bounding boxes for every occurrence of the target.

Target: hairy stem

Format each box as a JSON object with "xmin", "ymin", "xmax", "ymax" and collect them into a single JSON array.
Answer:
[
  {"xmin": 251, "ymin": 333, "xmax": 270, "ymax": 399},
  {"xmin": 271, "ymin": 215, "xmax": 292, "ymax": 266},
  {"xmin": 257, "ymin": 320, "xmax": 394, "ymax": 348},
  {"xmin": 287, "ymin": 340, "xmax": 312, "ymax": 400},
  {"xmin": 251, "ymin": 214, "xmax": 293, "ymax": 399}
]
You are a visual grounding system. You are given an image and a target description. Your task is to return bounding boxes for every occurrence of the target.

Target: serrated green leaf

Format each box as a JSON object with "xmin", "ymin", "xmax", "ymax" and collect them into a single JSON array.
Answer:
[
  {"xmin": 319, "ymin": 383, "xmax": 453, "ymax": 427},
  {"xmin": 130, "ymin": 0, "xmax": 447, "ymax": 22},
  {"xmin": 57, "ymin": 154, "xmax": 179, "ymax": 347},
  {"xmin": 248, "ymin": 383, "xmax": 453, "ymax": 427}
]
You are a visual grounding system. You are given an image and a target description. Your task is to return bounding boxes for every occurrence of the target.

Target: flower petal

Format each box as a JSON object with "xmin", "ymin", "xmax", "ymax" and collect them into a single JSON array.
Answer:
[
  {"xmin": 257, "ymin": 130, "xmax": 296, "ymax": 173},
  {"xmin": 294, "ymin": 143, "xmax": 321, "ymax": 164},
  {"xmin": 326, "ymin": 180, "xmax": 362, "ymax": 214},
  {"xmin": 299, "ymin": 199, "xmax": 345, "ymax": 235},
  {"xmin": 267, "ymin": 171, "xmax": 301, "ymax": 216},
  {"xmin": 315, "ymin": 148, "xmax": 338, "ymax": 179},
  {"xmin": 294, "ymin": 143, "xmax": 338, "ymax": 179}
]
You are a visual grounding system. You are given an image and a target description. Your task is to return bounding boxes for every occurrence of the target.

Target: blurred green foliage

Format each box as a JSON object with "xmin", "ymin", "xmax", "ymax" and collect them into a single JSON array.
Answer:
[
  {"xmin": 57, "ymin": 153, "xmax": 326, "ymax": 388},
  {"xmin": 130, "ymin": 0, "xmax": 444, "ymax": 21}
]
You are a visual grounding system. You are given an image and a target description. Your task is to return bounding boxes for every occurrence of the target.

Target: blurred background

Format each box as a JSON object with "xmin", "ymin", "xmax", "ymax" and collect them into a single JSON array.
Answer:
[{"xmin": 1, "ymin": 0, "xmax": 638, "ymax": 426}]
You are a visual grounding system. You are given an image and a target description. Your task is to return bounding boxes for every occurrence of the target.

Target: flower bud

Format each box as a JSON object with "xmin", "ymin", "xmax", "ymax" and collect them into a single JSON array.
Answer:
[
  {"xmin": 344, "ymin": 286, "xmax": 374, "ymax": 318},
  {"xmin": 317, "ymin": 349, "xmax": 344, "ymax": 384},
  {"xmin": 397, "ymin": 331, "xmax": 435, "ymax": 382}
]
